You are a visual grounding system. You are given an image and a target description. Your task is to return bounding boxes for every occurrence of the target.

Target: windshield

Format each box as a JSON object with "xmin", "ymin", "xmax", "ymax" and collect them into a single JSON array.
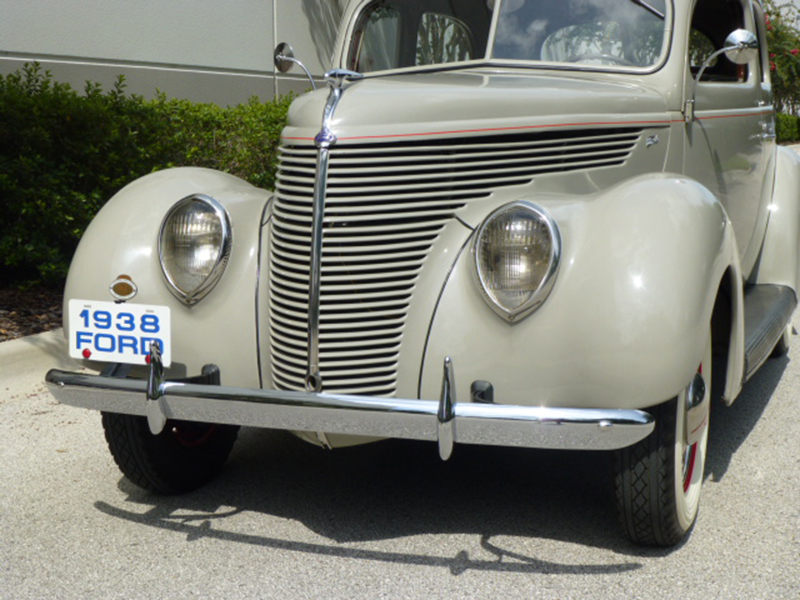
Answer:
[{"xmin": 348, "ymin": 0, "xmax": 670, "ymax": 73}]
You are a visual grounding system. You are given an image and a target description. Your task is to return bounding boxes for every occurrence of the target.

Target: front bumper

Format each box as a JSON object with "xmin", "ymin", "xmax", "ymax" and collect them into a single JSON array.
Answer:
[{"xmin": 45, "ymin": 356, "xmax": 654, "ymax": 460}]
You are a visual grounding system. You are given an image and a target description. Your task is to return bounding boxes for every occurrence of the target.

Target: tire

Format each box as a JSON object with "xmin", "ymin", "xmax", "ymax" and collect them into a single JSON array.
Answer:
[
  {"xmin": 614, "ymin": 333, "xmax": 711, "ymax": 546},
  {"xmin": 101, "ymin": 412, "xmax": 239, "ymax": 494}
]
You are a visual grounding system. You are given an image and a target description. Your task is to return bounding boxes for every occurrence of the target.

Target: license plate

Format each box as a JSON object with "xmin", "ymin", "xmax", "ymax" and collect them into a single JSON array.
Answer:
[{"xmin": 69, "ymin": 299, "xmax": 172, "ymax": 366}]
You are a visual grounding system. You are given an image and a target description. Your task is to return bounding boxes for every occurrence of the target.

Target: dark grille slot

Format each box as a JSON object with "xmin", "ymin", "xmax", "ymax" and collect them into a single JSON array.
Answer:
[
  {"xmin": 269, "ymin": 127, "xmax": 641, "ymax": 395},
  {"xmin": 329, "ymin": 129, "xmax": 640, "ymax": 156}
]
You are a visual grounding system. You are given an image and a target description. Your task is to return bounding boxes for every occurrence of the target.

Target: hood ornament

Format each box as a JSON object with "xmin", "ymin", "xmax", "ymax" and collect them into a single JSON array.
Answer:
[
  {"xmin": 314, "ymin": 69, "xmax": 364, "ymax": 149},
  {"xmin": 324, "ymin": 68, "xmax": 363, "ymax": 87}
]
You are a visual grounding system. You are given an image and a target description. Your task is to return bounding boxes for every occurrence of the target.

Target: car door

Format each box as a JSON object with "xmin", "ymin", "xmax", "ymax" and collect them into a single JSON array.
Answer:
[
  {"xmin": 750, "ymin": 0, "xmax": 778, "ymax": 269},
  {"xmin": 683, "ymin": 0, "xmax": 769, "ymax": 277}
]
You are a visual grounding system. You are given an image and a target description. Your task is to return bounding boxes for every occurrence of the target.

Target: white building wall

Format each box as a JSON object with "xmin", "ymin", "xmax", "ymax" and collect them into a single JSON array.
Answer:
[{"xmin": 0, "ymin": 0, "xmax": 347, "ymax": 104}]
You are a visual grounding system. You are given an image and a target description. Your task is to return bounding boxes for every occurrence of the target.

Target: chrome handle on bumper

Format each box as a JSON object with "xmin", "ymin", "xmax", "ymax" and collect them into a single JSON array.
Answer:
[{"xmin": 46, "ymin": 357, "xmax": 655, "ymax": 457}]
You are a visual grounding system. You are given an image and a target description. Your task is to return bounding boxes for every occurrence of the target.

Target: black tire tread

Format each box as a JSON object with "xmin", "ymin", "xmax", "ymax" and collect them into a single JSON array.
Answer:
[
  {"xmin": 102, "ymin": 412, "xmax": 239, "ymax": 494},
  {"xmin": 614, "ymin": 398, "xmax": 685, "ymax": 546}
]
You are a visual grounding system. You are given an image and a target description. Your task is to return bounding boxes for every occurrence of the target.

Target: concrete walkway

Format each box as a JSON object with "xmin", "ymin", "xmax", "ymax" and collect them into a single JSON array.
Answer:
[{"xmin": 0, "ymin": 329, "xmax": 80, "ymax": 397}]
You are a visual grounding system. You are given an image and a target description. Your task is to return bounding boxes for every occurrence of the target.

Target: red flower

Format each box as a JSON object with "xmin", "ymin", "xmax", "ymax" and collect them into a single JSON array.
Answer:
[
  {"xmin": 771, "ymin": 61, "xmax": 777, "ymax": 71},
  {"xmin": 770, "ymin": 53, "xmax": 776, "ymax": 58},
  {"xmin": 792, "ymin": 49, "xmax": 800, "ymax": 56}
]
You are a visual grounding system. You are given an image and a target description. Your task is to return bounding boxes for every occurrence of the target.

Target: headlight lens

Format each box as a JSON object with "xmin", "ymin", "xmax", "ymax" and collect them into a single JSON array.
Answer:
[
  {"xmin": 474, "ymin": 201, "xmax": 561, "ymax": 321},
  {"xmin": 159, "ymin": 194, "xmax": 232, "ymax": 305}
]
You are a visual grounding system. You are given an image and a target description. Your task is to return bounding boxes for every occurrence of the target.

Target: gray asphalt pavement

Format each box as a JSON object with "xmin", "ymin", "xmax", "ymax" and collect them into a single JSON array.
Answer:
[{"xmin": 1, "ymin": 326, "xmax": 798, "ymax": 599}]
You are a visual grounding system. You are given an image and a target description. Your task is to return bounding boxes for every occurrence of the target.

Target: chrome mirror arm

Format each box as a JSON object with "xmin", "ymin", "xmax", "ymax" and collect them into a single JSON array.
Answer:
[
  {"xmin": 281, "ymin": 57, "xmax": 318, "ymax": 91},
  {"xmin": 686, "ymin": 46, "xmax": 729, "ymax": 122},
  {"xmin": 273, "ymin": 42, "xmax": 318, "ymax": 91},
  {"xmin": 686, "ymin": 30, "xmax": 759, "ymax": 123},
  {"xmin": 693, "ymin": 47, "xmax": 730, "ymax": 89}
]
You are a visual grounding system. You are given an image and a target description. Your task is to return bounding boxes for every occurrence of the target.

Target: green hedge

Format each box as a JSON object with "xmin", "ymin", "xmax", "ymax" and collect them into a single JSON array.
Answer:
[
  {"xmin": 777, "ymin": 112, "xmax": 800, "ymax": 143},
  {"xmin": 4, "ymin": 63, "xmax": 799, "ymax": 287},
  {"xmin": 0, "ymin": 63, "xmax": 291, "ymax": 286}
]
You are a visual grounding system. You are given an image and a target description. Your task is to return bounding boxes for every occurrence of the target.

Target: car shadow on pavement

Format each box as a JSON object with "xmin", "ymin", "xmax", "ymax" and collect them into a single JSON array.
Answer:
[
  {"xmin": 95, "ymin": 431, "xmax": 652, "ymax": 575},
  {"xmin": 91, "ymin": 354, "xmax": 790, "ymax": 573},
  {"xmin": 706, "ymin": 352, "xmax": 788, "ymax": 483}
]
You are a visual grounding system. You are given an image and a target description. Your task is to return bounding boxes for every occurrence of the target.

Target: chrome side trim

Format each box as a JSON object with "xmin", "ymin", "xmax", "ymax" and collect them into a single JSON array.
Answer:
[
  {"xmin": 46, "ymin": 362, "xmax": 655, "ymax": 455},
  {"xmin": 255, "ymin": 196, "xmax": 273, "ymax": 390}
]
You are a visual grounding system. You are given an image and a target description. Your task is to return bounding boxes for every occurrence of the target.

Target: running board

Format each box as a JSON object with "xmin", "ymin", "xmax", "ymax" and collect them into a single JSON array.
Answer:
[{"xmin": 743, "ymin": 284, "xmax": 797, "ymax": 381}]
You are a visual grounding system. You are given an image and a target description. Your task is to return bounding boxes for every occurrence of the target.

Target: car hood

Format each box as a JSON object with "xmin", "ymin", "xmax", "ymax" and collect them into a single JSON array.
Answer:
[{"xmin": 282, "ymin": 69, "xmax": 670, "ymax": 143}]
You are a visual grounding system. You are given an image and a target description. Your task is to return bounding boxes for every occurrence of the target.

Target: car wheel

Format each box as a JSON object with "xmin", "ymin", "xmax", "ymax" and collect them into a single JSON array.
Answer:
[
  {"xmin": 613, "ymin": 333, "xmax": 711, "ymax": 546},
  {"xmin": 101, "ymin": 412, "xmax": 239, "ymax": 494}
]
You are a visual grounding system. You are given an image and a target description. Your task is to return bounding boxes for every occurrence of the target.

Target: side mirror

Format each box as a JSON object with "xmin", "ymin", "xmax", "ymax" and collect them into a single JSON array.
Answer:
[
  {"xmin": 695, "ymin": 29, "xmax": 759, "ymax": 83},
  {"xmin": 722, "ymin": 29, "xmax": 759, "ymax": 65},
  {"xmin": 273, "ymin": 42, "xmax": 317, "ymax": 90},
  {"xmin": 274, "ymin": 42, "xmax": 296, "ymax": 74},
  {"xmin": 686, "ymin": 29, "xmax": 759, "ymax": 122}
]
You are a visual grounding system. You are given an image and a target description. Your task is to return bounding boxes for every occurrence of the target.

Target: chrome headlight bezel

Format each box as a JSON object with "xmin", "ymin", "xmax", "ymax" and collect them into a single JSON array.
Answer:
[
  {"xmin": 158, "ymin": 194, "xmax": 233, "ymax": 306},
  {"xmin": 473, "ymin": 201, "xmax": 561, "ymax": 322}
]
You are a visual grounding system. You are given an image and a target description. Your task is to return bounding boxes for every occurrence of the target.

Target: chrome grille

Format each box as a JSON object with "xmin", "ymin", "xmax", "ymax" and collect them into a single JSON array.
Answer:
[{"xmin": 269, "ymin": 127, "xmax": 641, "ymax": 395}]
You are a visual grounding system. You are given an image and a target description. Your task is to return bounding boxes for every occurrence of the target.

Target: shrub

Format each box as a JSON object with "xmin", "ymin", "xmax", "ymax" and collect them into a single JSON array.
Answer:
[
  {"xmin": 0, "ymin": 64, "xmax": 291, "ymax": 286},
  {"xmin": 776, "ymin": 112, "xmax": 800, "ymax": 142},
  {"xmin": 765, "ymin": 0, "xmax": 800, "ymax": 115}
]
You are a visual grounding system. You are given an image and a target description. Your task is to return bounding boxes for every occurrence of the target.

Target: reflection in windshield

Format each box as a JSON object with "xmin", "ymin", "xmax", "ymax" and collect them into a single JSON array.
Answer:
[
  {"xmin": 349, "ymin": 0, "xmax": 670, "ymax": 73},
  {"xmin": 493, "ymin": 0, "xmax": 668, "ymax": 66}
]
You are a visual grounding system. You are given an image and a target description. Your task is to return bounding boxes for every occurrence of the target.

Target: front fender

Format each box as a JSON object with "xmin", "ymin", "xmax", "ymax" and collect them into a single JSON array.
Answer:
[
  {"xmin": 64, "ymin": 167, "xmax": 272, "ymax": 386},
  {"xmin": 420, "ymin": 175, "xmax": 740, "ymax": 410}
]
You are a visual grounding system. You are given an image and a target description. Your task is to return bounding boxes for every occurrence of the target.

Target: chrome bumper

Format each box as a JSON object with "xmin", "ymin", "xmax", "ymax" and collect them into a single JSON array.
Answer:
[{"xmin": 45, "ymin": 357, "xmax": 654, "ymax": 459}]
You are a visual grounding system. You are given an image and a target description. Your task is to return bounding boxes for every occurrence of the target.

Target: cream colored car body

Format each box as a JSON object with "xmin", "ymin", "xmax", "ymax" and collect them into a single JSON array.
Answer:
[{"xmin": 53, "ymin": 0, "xmax": 797, "ymax": 449}]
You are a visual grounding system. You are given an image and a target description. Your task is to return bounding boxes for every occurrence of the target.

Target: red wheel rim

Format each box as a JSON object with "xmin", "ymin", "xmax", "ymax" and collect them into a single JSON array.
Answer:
[{"xmin": 170, "ymin": 422, "xmax": 218, "ymax": 448}]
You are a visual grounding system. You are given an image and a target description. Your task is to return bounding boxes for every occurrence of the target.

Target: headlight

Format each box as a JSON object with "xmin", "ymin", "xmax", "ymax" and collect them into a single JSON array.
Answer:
[
  {"xmin": 474, "ymin": 201, "xmax": 561, "ymax": 322},
  {"xmin": 159, "ymin": 194, "xmax": 232, "ymax": 305}
]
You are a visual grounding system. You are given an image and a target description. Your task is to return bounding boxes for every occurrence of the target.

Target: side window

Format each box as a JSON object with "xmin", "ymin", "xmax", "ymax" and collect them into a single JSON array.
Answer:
[
  {"xmin": 689, "ymin": 29, "xmax": 716, "ymax": 69},
  {"xmin": 416, "ymin": 13, "xmax": 474, "ymax": 66},
  {"xmin": 350, "ymin": 6, "xmax": 401, "ymax": 73},
  {"xmin": 689, "ymin": 0, "xmax": 748, "ymax": 82}
]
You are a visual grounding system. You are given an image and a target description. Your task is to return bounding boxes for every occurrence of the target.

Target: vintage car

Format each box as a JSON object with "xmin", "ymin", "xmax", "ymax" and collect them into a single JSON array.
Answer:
[{"xmin": 46, "ymin": 0, "xmax": 800, "ymax": 546}]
